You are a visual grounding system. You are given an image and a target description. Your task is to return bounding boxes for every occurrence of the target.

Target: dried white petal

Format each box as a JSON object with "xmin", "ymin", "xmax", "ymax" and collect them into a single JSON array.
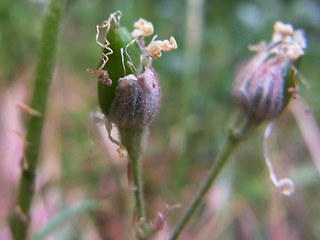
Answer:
[
  {"xmin": 91, "ymin": 111, "xmax": 107, "ymax": 126},
  {"xmin": 95, "ymin": 11, "xmax": 122, "ymax": 70},
  {"xmin": 263, "ymin": 123, "xmax": 295, "ymax": 197},
  {"xmin": 146, "ymin": 36, "xmax": 178, "ymax": 59},
  {"xmin": 91, "ymin": 111, "xmax": 127, "ymax": 158},
  {"xmin": 131, "ymin": 18, "xmax": 154, "ymax": 38},
  {"xmin": 276, "ymin": 178, "xmax": 295, "ymax": 196},
  {"xmin": 280, "ymin": 43, "xmax": 305, "ymax": 60},
  {"xmin": 293, "ymin": 30, "xmax": 307, "ymax": 49},
  {"xmin": 273, "ymin": 22, "xmax": 294, "ymax": 38},
  {"xmin": 269, "ymin": 21, "xmax": 307, "ymax": 60},
  {"xmin": 248, "ymin": 41, "xmax": 267, "ymax": 52}
]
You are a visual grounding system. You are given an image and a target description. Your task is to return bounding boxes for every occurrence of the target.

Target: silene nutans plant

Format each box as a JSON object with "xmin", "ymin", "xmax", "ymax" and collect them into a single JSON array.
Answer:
[
  {"xmin": 4, "ymin": 2, "xmax": 317, "ymax": 239},
  {"xmin": 88, "ymin": 13, "xmax": 310, "ymax": 240}
]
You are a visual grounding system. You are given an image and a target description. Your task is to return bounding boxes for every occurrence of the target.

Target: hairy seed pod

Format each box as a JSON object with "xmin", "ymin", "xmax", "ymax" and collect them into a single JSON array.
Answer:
[
  {"xmin": 233, "ymin": 55, "xmax": 291, "ymax": 123},
  {"xmin": 109, "ymin": 66, "xmax": 161, "ymax": 128}
]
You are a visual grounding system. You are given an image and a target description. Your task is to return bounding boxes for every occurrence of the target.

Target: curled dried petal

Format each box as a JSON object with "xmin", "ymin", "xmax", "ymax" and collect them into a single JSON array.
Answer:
[
  {"xmin": 293, "ymin": 30, "xmax": 307, "ymax": 49},
  {"xmin": 271, "ymin": 21, "xmax": 307, "ymax": 60},
  {"xmin": 272, "ymin": 21, "xmax": 294, "ymax": 42},
  {"xmin": 263, "ymin": 123, "xmax": 295, "ymax": 196},
  {"xmin": 146, "ymin": 37, "xmax": 178, "ymax": 59},
  {"xmin": 131, "ymin": 18, "xmax": 154, "ymax": 38},
  {"xmin": 277, "ymin": 178, "xmax": 294, "ymax": 196},
  {"xmin": 95, "ymin": 11, "xmax": 122, "ymax": 69}
]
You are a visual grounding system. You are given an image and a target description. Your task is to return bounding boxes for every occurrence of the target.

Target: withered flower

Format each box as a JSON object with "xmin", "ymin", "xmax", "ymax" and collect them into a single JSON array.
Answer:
[{"xmin": 233, "ymin": 21, "xmax": 306, "ymax": 123}]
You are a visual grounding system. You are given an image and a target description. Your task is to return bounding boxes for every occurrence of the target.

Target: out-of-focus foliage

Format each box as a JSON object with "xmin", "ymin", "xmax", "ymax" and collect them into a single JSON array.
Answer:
[
  {"xmin": 1, "ymin": 0, "xmax": 320, "ymax": 239},
  {"xmin": 0, "ymin": 0, "xmax": 43, "ymax": 80}
]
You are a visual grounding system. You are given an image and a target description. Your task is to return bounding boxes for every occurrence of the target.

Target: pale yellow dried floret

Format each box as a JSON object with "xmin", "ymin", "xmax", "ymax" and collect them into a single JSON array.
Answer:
[
  {"xmin": 279, "ymin": 43, "xmax": 305, "ymax": 60},
  {"xmin": 274, "ymin": 22, "xmax": 293, "ymax": 36},
  {"xmin": 270, "ymin": 21, "xmax": 307, "ymax": 60},
  {"xmin": 131, "ymin": 18, "xmax": 154, "ymax": 38},
  {"xmin": 272, "ymin": 22, "xmax": 293, "ymax": 43},
  {"xmin": 146, "ymin": 37, "xmax": 178, "ymax": 59},
  {"xmin": 293, "ymin": 30, "xmax": 307, "ymax": 49}
]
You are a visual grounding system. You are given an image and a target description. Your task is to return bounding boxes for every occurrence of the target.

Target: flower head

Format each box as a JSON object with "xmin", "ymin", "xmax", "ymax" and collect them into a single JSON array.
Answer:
[{"xmin": 233, "ymin": 21, "xmax": 307, "ymax": 123}]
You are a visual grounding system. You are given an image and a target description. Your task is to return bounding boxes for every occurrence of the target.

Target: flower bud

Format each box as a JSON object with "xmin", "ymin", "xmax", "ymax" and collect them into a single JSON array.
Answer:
[
  {"xmin": 233, "ymin": 54, "xmax": 290, "ymax": 123},
  {"xmin": 233, "ymin": 22, "xmax": 306, "ymax": 123},
  {"xmin": 109, "ymin": 66, "xmax": 161, "ymax": 129}
]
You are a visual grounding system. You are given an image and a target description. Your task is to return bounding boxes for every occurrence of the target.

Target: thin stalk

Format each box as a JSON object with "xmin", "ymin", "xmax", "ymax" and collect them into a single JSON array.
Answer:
[
  {"xmin": 9, "ymin": 0, "xmax": 65, "ymax": 239},
  {"xmin": 170, "ymin": 115, "xmax": 256, "ymax": 240},
  {"xmin": 131, "ymin": 146, "xmax": 146, "ymax": 221},
  {"xmin": 118, "ymin": 127, "xmax": 148, "ymax": 238}
]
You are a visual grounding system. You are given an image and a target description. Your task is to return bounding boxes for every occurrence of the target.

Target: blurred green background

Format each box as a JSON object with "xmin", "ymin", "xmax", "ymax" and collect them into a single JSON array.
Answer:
[{"xmin": 1, "ymin": 0, "xmax": 320, "ymax": 239}]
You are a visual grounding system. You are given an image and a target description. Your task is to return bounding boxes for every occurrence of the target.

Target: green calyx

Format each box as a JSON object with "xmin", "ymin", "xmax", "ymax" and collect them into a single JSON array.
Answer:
[{"xmin": 98, "ymin": 23, "xmax": 141, "ymax": 117}]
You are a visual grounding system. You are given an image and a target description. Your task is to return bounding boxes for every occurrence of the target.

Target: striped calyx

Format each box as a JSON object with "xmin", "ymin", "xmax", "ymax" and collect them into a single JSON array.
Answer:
[
  {"xmin": 233, "ymin": 53, "xmax": 290, "ymax": 123},
  {"xmin": 233, "ymin": 21, "xmax": 306, "ymax": 123},
  {"xmin": 109, "ymin": 66, "xmax": 161, "ymax": 129}
]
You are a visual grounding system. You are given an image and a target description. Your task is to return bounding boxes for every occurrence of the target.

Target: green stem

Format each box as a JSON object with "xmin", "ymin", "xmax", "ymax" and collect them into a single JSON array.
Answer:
[
  {"xmin": 131, "ymin": 145, "xmax": 146, "ymax": 222},
  {"xmin": 132, "ymin": 154, "xmax": 146, "ymax": 221},
  {"xmin": 170, "ymin": 114, "xmax": 256, "ymax": 240},
  {"xmin": 118, "ymin": 127, "xmax": 147, "ymax": 238},
  {"xmin": 9, "ymin": 0, "xmax": 65, "ymax": 239}
]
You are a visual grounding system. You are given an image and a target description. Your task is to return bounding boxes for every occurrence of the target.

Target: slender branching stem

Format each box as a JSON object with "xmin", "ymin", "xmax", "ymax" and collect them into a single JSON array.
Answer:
[
  {"xmin": 170, "ymin": 114, "xmax": 256, "ymax": 240},
  {"xmin": 9, "ymin": 0, "xmax": 65, "ymax": 239}
]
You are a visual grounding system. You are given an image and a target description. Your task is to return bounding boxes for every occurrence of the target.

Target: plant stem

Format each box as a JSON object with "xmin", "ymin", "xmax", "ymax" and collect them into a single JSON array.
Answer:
[
  {"xmin": 170, "ymin": 114, "xmax": 255, "ymax": 240},
  {"xmin": 9, "ymin": 0, "xmax": 65, "ymax": 239},
  {"xmin": 132, "ymin": 153, "xmax": 146, "ymax": 221},
  {"xmin": 118, "ymin": 127, "xmax": 147, "ymax": 238},
  {"xmin": 130, "ymin": 145, "xmax": 146, "ymax": 222}
]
